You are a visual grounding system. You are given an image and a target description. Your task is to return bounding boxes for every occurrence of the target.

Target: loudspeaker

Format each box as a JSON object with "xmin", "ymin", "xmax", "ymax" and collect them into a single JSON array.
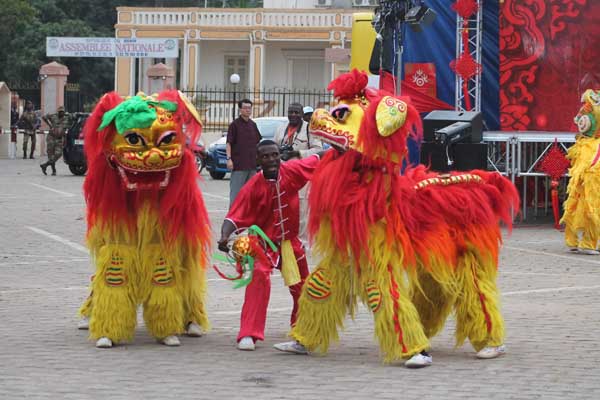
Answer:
[
  {"xmin": 420, "ymin": 142, "xmax": 488, "ymax": 173},
  {"xmin": 423, "ymin": 110, "xmax": 483, "ymax": 143}
]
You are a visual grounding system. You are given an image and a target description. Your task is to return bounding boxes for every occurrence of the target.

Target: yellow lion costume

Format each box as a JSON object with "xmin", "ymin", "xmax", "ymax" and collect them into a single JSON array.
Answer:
[
  {"xmin": 561, "ymin": 89, "xmax": 600, "ymax": 254},
  {"xmin": 79, "ymin": 91, "xmax": 211, "ymax": 348},
  {"xmin": 285, "ymin": 70, "xmax": 519, "ymax": 367}
]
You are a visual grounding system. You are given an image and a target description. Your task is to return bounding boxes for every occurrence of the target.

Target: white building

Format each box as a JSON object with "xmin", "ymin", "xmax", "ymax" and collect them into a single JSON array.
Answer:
[{"xmin": 114, "ymin": 0, "xmax": 377, "ymax": 95}]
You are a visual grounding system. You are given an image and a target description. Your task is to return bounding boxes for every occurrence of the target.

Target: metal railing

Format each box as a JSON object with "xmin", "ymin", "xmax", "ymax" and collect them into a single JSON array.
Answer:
[
  {"xmin": 181, "ymin": 87, "xmax": 333, "ymax": 132},
  {"xmin": 483, "ymin": 131, "xmax": 575, "ymax": 220}
]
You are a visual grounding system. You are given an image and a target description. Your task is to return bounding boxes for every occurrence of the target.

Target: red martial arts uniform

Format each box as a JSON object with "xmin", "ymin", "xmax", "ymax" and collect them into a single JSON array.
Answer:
[{"xmin": 225, "ymin": 155, "xmax": 319, "ymax": 342}]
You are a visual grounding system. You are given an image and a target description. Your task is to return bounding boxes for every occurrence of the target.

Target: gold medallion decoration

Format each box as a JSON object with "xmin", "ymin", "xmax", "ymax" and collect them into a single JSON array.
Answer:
[{"xmin": 414, "ymin": 173, "xmax": 484, "ymax": 190}]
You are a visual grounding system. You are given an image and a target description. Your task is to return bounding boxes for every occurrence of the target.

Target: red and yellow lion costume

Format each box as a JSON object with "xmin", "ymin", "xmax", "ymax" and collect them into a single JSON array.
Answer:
[
  {"xmin": 561, "ymin": 89, "xmax": 600, "ymax": 254},
  {"xmin": 289, "ymin": 70, "xmax": 519, "ymax": 364},
  {"xmin": 80, "ymin": 91, "xmax": 211, "ymax": 347}
]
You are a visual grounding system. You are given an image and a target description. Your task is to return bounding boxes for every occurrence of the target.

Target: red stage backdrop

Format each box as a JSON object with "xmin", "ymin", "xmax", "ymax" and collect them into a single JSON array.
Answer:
[{"xmin": 499, "ymin": 0, "xmax": 600, "ymax": 132}]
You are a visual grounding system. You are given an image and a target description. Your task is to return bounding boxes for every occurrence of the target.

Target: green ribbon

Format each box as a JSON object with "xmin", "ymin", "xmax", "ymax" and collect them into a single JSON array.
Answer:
[{"xmin": 212, "ymin": 225, "xmax": 277, "ymax": 289}]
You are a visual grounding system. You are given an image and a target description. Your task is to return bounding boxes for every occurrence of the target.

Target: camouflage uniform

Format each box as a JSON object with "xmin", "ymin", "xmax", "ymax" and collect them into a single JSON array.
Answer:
[
  {"xmin": 19, "ymin": 110, "xmax": 38, "ymax": 159},
  {"xmin": 41, "ymin": 109, "xmax": 73, "ymax": 175}
]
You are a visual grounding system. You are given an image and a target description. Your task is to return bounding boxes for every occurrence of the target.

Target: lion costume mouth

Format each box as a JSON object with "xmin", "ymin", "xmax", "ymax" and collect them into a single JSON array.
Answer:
[
  {"xmin": 111, "ymin": 154, "xmax": 174, "ymax": 191},
  {"xmin": 309, "ymin": 110, "xmax": 356, "ymax": 150}
]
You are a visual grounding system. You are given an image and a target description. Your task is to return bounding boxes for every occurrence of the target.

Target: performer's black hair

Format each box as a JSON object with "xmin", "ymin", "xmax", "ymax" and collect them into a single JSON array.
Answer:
[{"xmin": 257, "ymin": 139, "xmax": 278, "ymax": 150}]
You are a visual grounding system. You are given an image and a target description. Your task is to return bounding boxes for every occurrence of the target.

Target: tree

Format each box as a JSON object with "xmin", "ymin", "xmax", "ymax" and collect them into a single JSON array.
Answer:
[{"xmin": 0, "ymin": 0, "xmax": 265, "ymax": 107}]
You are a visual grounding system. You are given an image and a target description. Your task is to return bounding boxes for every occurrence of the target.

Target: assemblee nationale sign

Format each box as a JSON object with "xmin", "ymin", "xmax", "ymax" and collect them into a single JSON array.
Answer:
[{"xmin": 46, "ymin": 37, "xmax": 179, "ymax": 58}]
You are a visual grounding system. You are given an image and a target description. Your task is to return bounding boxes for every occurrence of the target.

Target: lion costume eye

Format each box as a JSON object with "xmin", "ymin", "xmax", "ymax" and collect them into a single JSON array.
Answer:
[
  {"xmin": 124, "ymin": 132, "xmax": 147, "ymax": 146},
  {"xmin": 331, "ymin": 104, "xmax": 351, "ymax": 122},
  {"xmin": 158, "ymin": 131, "xmax": 177, "ymax": 146}
]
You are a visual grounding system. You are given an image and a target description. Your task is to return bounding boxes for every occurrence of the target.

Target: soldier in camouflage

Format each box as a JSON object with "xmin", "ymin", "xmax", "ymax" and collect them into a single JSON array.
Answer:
[
  {"xmin": 41, "ymin": 106, "xmax": 73, "ymax": 175},
  {"xmin": 18, "ymin": 101, "xmax": 38, "ymax": 159}
]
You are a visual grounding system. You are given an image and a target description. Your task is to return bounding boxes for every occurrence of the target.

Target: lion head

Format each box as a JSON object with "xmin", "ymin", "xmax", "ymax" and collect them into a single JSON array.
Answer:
[
  {"xmin": 309, "ymin": 69, "xmax": 421, "ymax": 165},
  {"xmin": 88, "ymin": 91, "xmax": 202, "ymax": 191},
  {"xmin": 575, "ymin": 89, "xmax": 600, "ymax": 138}
]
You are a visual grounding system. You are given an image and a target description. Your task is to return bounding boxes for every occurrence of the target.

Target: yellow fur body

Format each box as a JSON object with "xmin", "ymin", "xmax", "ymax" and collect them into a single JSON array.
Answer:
[
  {"xmin": 290, "ymin": 220, "xmax": 504, "ymax": 362},
  {"xmin": 561, "ymin": 136, "xmax": 600, "ymax": 250},
  {"xmin": 85, "ymin": 203, "xmax": 209, "ymax": 342}
]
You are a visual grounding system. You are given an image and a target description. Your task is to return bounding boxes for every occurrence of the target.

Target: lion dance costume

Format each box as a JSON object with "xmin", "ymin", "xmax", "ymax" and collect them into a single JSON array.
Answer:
[
  {"xmin": 80, "ymin": 91, "xmax": 211, "ymax": 347},
  {"xmin": 289, "ymin": 70, "xmax": 519, "ymax": 364},
  {"xmin": 561, "ymin": 89, "xmax": 600, "ymax": 254}
]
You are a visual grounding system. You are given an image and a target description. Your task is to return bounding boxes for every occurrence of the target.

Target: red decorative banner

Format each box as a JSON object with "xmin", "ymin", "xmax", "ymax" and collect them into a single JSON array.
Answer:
[{"xmin": 404, "ymin": 63, "xmax": 437, "ymax": 98}]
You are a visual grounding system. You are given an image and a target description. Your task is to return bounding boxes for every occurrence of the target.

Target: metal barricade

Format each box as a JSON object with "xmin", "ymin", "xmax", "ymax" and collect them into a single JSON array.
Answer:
[{"xmin": 483, "ymin": 131, "xmax": 575, "ymax": 220}]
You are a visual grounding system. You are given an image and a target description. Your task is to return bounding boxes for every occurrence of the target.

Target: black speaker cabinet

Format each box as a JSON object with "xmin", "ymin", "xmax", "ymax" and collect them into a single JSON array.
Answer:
[
  {"xmin": 420, "ymin": 142, "xmax": 488, "ymax": 173},
  {"xmin": 423, "ymin": 110, "xmax": 483, "ymax": 143}
]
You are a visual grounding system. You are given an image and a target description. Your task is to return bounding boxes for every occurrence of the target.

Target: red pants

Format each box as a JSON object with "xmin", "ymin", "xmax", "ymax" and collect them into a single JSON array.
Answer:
[{"xmin": 237, "ymin": 245, "xmax": 309, "ymax": 342}]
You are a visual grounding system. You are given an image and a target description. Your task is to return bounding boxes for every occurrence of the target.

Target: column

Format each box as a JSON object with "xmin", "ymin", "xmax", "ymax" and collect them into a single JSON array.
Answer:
[
  {"xmin": 39, "ymin": 62, "xmax": 70, "ymax": 157},
  {"xmin": 249, "ymin": 32, "xmax": 265, "ymax": 101}
]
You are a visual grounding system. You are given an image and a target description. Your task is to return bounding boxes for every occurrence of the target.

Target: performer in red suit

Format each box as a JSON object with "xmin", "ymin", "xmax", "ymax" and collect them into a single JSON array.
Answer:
[{"xmin": 217, "ymin": 139, "xmax": 321, "ymax": 351}]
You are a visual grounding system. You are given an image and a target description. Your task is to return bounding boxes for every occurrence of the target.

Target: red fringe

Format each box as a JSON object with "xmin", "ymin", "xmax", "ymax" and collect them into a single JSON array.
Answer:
[
  {"xmin": 327, "ymin": 69, "xmax": 368, "ymax": 99},
  {"xmin": 309, "ymin": 155, "xmax": 520, "ymax": 270},
  {"xmin": 83, "ymin": 91, "xmax": 211, "ymax": 258}
]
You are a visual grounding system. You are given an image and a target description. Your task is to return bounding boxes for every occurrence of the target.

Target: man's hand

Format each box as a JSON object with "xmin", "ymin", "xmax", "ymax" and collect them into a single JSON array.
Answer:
[
  {"xmin": 227, "ymin": 159, "xmax": 233, "ymax": 170},
  {"xmin": 217, "ymin": 238, "xmax": 230, "ymax": 253},
  {"xmin": 281, "ymin": 150, "xmax": 300, "ymax": 161}
]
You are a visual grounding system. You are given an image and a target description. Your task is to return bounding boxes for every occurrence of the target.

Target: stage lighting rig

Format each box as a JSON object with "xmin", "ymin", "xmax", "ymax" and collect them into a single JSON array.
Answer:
[{"xmin": 372, "ymin": 1, "xmax": 435, "ymax": 35}]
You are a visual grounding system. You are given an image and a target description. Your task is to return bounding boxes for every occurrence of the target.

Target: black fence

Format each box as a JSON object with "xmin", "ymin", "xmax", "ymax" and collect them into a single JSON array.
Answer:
[
  {"xmin": 181, "ymin": 87, "xmax": 333, "ymax": 132},
  {"xmin": 65, "ymin": 83, "xmax": 83, "ymax": 113},
  {"xmin": 7, "ymin": 81, "xmax": 83, "ymax": 113}
]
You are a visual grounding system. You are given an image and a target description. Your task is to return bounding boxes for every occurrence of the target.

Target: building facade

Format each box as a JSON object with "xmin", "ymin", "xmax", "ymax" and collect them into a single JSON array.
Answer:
[{"xmin": 114, "ymin": 0, "xmax": 377, "ymax": 96}]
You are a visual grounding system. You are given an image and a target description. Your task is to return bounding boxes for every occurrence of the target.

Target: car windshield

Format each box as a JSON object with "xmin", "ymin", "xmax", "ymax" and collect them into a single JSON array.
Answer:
[{"xmin": 255, "ymin": 119, "xmax": 285, "ymax": 140}]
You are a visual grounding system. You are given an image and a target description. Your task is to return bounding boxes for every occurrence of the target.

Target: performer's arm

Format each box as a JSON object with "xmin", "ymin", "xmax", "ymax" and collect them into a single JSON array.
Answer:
[
  {"xmin": 218, "ymin": 219, "xmax": 237, "ymax": 252},
  {"xmin": 285, "ymin": 153, "xmax": 322, "ymax": 189},
  {"xmin": 218, "ymin": 174, "xmax": 265, "ymax": 251}
]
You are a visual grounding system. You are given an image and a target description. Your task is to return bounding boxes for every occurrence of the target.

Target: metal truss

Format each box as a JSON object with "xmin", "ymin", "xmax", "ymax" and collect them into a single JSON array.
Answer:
[{"xmin": 454, "ymin": 0, "xmax": 483, "ymax": 112}]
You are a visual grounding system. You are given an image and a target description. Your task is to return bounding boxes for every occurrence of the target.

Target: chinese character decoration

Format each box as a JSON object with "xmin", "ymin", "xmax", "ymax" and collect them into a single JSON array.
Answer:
[
  {"xmin": 449, "ymin": 0, "xmax": 482, "ymax": 111},
  {"xmin": 536, "ymin": 139, "xmax": 570, "ymax": 229}
]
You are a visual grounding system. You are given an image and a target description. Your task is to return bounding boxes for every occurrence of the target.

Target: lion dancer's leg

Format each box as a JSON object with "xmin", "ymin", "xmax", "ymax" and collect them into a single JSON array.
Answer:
[
  {"xmin": 141, "ymin": 245, "xmax": 185, "ymax": 346},
  {"xmin": 562, "ymin": 185, "xmax": 600, "ymax": 254},
  {"xmin": 409, "ymin": 262, "xmax": 456, "ymax": 340},
  {"xmin": 89, "ymin": 245, "xmax": 138, "ymax": 348},
  {"xmin": 287, "ymin": 255, "xmax": 353, "ymax": 354},
  {"xmin": 181, "ymin": 247, "xmax": 210, "ymax": 337},
  {"xmin": 454, "ymin": 249, "xmax": 506, "ymax": 359},
  {"xmin": 362, "ymin": 263, "xmax": 430, "ymax": 366}
]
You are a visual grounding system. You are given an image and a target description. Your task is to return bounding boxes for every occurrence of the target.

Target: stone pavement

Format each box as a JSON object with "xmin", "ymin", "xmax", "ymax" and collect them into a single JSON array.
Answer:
[{"xmin": 0, "ymin": 158, "xmax": 599, "ymax": 400}]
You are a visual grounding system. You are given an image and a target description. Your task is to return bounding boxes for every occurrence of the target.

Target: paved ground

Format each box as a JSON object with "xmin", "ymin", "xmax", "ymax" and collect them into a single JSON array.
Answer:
[{"xmin": 0, "ymin": 158, "xmax": 599, "ymax": 400}]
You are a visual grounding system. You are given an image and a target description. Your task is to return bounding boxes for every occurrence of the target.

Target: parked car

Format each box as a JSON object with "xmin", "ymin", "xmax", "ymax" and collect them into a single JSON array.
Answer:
[
  {"xmin": 205, "ymin": 116, "xmax": 288, "ymax": 180},
  {"xmin": 63, "ymin": 113, "xmax": 89, "ymax": 175}
]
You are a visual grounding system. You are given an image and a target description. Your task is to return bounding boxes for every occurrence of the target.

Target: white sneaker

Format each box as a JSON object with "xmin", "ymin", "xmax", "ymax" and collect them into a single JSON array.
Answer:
[
  {"xmin": 95, "ymin": 337, "xmax": 113, "ymax": 348},
  {"xmin": 160, "ymin": 335, "xmax": 181, "ymax": 346},
  {"xmin": 237, "ymin": 336, "xmax": 255, "ymax": 351},
  {"xmin": 77, "ymin": 316, "xmax": 90, "ymax": 330},
  {"xmin": 273, "ymin": 340, "xmax": 308, "ymax": 355},
  {"xmin": 404, "ymin": 352, "xmax": 433, "ymax": 368},
  {"xmin": 476, "ymin": 344, "xmax": 506, "ymax": 359},
  {"xmin": 185, "ymin": 322, "xmax": 203, "ymax": 337},
  {"xmin": 578, "ymin": 248, "xmax": 600, "ymax": 255}
]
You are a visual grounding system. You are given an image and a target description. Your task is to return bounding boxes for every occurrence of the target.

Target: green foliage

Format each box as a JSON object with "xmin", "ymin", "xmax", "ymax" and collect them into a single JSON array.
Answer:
[{"xmin": 0, "ymin": 0, "xmax": 263, "ymax": 106}]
